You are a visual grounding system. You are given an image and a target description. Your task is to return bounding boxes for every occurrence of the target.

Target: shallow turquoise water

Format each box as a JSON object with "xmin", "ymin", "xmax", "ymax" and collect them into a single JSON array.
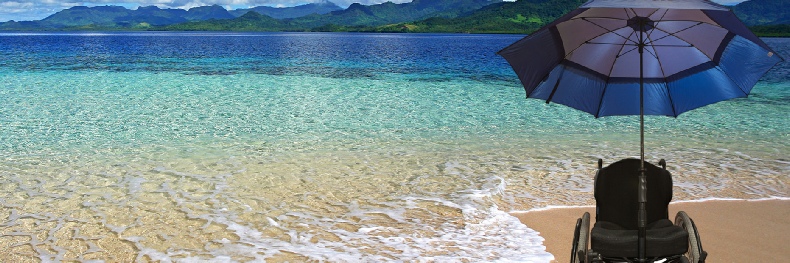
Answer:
[{"xmin": 0, "ymin": 32, "xmax": 787, "ymax": 262}]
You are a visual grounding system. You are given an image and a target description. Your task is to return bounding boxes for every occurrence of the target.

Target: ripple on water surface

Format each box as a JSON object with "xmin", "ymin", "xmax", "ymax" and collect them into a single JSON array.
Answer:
[{"xmin": 0, "ymin": 33, "xmax": 787, "ymax": 261}]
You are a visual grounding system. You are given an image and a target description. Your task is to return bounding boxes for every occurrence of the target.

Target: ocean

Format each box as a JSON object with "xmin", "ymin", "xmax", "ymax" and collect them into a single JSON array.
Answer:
[{"xmin": 0, "ymin": 32, "xmax": 787, "ymax": 262}]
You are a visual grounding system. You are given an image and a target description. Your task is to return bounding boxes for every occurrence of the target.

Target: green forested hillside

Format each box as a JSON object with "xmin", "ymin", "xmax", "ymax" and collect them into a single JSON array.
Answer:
[
  {"xmin": 182, "ymin": 5, "xmax": 236, "ymax": 21},
  {"xmin": 162, "ymin": 0, "xmax": 580, "ymax": 33},
  {"xmin": 369, "ymin": 0, "xmax": 789, "ymax": 35},
  {"xmin": 155, "ymin": 0, "xmax": 504, "ymax": 32},
  {"xmin": 163, "ymin": 12, "xmax": 294, "ymax": 31},
  {"xmin": 1, "ymin": 0, "xmax": 788, "ymax": 36},
  {"xmin": 289, "ymin": 0, "xmax": 500, "ymax": 28},
  {"xmin": 371, "ymin": 0, "xmax": 585, "ymax": 33},
  {"xmin": 40, "ymin": 6, "xmax": 136, "ymax": 27},
  {"xmin": 229, "ymin": 1, "xmax": 342, "ymax": 19},
  {"xmin": 732, "ymin": 0, "xmax": 790, "ymax": 26}
]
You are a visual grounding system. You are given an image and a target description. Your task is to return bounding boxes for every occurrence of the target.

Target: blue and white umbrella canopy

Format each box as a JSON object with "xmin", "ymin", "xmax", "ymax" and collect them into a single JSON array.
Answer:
[{"xmin": 498, "ymin": 0, "xmax": 783, "ymax": 118}]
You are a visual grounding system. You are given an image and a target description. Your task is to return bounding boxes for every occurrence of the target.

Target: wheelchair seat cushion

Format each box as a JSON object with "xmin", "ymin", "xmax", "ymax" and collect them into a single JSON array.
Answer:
[{"xmin": 591, "ymin": 219, "xmax": 689, "ymax": 258}]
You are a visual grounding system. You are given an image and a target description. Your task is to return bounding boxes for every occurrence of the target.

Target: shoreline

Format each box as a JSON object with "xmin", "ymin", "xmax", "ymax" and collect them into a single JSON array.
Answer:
[{"xmin": 513, "ymin": 198, "xmax": 790, "ymax": 263}]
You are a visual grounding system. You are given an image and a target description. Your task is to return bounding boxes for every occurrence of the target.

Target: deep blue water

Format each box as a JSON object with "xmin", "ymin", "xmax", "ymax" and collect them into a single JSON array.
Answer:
[{"xmin": 0, "ymin": 32, "xmax": 513, "ymax": 81}]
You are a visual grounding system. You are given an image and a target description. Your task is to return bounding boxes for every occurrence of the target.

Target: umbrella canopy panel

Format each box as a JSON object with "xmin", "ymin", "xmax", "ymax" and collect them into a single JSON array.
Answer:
[{"xmin": 498, "ymin": 0, "xmax": 783, "ymax": 118}]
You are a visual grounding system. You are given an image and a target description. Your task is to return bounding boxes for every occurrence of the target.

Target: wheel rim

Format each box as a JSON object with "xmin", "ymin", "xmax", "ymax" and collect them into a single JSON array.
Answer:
[{"xmin": 675, "ymin": 211, "xmax": 700, "ymax": 263}]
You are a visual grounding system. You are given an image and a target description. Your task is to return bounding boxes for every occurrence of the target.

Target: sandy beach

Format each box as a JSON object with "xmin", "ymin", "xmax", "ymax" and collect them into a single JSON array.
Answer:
[{"xmin": 515, "ymin": 199, "xmax": 790, "ymax": 263}]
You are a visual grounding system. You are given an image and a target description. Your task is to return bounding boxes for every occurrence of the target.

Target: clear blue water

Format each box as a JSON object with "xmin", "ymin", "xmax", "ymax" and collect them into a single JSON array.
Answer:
[{"xmin": 0, "ymin": 32, "xmax": 787, "ymax": 262}]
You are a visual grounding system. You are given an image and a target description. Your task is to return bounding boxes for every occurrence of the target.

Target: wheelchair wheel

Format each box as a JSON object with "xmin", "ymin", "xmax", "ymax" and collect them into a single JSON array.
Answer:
[
  {"xmin": 570, "ymin": 212, "xmax": 590, "ymax": 263},
  {"xmin": 675, "ymin": 211, "xmax": 704, "ymax": 263}
]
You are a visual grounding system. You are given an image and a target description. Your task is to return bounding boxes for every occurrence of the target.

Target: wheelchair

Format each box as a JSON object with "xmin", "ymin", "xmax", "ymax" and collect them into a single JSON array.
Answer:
[{"xmin": 570, "ymin": 159, "xmax": 707, "ymax": 263}]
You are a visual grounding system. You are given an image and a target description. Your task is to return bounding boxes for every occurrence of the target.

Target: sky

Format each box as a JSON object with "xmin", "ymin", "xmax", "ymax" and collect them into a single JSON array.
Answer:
[{"xmin": 0, "ymin": 0, "xmax": 749, "ymax": 23}]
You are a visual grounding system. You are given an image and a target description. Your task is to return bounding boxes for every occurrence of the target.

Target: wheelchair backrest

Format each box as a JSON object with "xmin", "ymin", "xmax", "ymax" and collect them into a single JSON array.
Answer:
[{"xmin": 594, "ymin": 158, "xmax": 673, "ymax": 230}]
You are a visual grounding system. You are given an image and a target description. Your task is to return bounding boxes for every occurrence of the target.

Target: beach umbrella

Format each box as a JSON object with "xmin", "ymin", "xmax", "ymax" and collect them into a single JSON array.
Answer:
[{"xmin": 497, "ymin": 0, "xmax": 783, "ymax": 260}]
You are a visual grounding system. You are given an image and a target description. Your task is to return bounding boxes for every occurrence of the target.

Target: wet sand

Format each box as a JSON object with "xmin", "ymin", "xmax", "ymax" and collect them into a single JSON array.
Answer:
[{"xmin": 514, "ymin": 199, "xmax": 790, "ymax": 263}]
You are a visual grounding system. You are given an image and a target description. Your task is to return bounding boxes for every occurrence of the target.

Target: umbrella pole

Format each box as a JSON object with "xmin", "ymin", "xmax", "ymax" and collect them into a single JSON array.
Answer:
[{"xmin": 638, "ymin": 20, "xmax": 648, "ymax": 263}]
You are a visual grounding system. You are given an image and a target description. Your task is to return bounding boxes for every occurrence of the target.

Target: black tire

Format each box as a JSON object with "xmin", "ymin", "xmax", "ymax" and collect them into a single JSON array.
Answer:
[
  {"xmin": 575, "ymin": 212, "xmax": 590, "ymax": 263},
  {"xmin": 571, "ymin": 217, "xmax": 581, "ymax": 263},
  {"xmin": 675, "ymin": 211, "xmax": 702, "ymax": 263}
]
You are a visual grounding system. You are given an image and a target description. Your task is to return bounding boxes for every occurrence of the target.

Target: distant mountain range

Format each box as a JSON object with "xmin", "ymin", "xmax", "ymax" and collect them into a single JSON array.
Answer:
[
  {"xmin": 229, "ymin": 1, "xmax": 343, "ymax": 19},
  {"xmin": 163, "ymin": 0, "xmax": 501, "ymax": 31},
  {"xmin": 0, "ymin": 1, "xmax": 344, "ymax": 30},
  {"xmin": 0, "ymin": 0, "xmax": 787, "ymax": 35},
  {"xmin": 372, "ymin": 0, "xmax": 586, "ymax": 33},
  {"xmin": 1, "ymin": 5, "xmax": 235, "ymax": 29}
]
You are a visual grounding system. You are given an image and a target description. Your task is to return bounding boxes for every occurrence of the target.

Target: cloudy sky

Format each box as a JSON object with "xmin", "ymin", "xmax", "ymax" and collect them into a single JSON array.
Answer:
[{"xmin": 0, "ymin": 0, "xmax": 749, "ymax": 23}]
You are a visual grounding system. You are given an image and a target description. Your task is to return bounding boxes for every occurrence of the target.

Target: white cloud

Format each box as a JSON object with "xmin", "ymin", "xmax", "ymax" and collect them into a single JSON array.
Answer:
[
  {"xmin": 0, "ymin": 1, "xmax": 33, "ymax": 9},
  {"xmin": 0, "ymin": 1, "xmax": 78, "ymax": 21}
]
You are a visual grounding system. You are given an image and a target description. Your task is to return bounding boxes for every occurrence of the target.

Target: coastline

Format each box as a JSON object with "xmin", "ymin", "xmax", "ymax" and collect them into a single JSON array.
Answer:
[{"xmin": 513, "ymin": 198, "xmax": 790, "ymax": 263}]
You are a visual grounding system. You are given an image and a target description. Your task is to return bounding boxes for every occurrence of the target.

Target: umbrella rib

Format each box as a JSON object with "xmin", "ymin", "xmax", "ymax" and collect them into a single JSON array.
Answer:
[
  {"xmin": 592, "ymin": 8, "xmax": 639, "ymax": 118},
  {"xmin": 663, "ymin": 82, "xmax": 679, "ymax": 117},
  {"xmin": 558, "ymin": 15, "xmax": 634, "ymax": 62},
  {"xmin": 641, "ymin": 10, "xmax": 673, "ymax": 115},
  {"xmin": 545, "ymin": 66, "xmax": 567, "ymax": 104},
  {"xmin": 569, "ymin": 16, "xmax": 628, "ymax": 21},
  {"xmin": 624, "ymin": 8, "xmax": 634, "ymax": 20},
  {"xmin": 617, "ymin": 45, "xmax": 640, "ymax": 58},
  {"xmin": 645, "ymin": 8, "xmax": 660, "ymax": 19},
  {"xmin": 579, "ymin": 17, "xmax": 639, "ymax": 45},
  {"xmin": 643, "ymin": 27, "xmax": 674, "ymax": 114},
  {"xmin": 612, "ymin": 30, "xmax": 637, "ymax": 72},
  {"xmin": 717, "ymin": 65, "xmax": 752, "ymax": 97},
  {"xmin": 642, "ymin": 9, "xmax": 681, "ymax": 118},
  {"xmin": 643, "ymin": 9, "xmax": 670, "ymax": 46},
  {"xmin": 642, "ymin": 43, "xmax": 660, "ymax": 61},
  {"xmin": 652, "ymin": 23, "xmax": 718, "ymax": 62},
  {"xmin": 585, "ymin": 42, "xmax": 690, "ymax": 48},
  {"xmin": 633, "ymin": 9, "xmax": 705, "ymax": 49},
  {"xmin": 596, "ymin": 29, "xmax": 637, "ymax": 118},
  {"xmin": 644, "ymin": 21, "xmax": 668, "ymax": 75},
  {"xmin": 561, "ymin": 13, "xmax": 638, "ymax": 72},
  {"xmin": 607, "ymin": 30, "xmax": 640, "ymax": 70},
  {"xmin": 645, "ymin": 8, "xmax": 719, "ymax": 61},
  {"xmin": 645, "ymin": 22, "xmax": 702, "ymax": 46}
]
